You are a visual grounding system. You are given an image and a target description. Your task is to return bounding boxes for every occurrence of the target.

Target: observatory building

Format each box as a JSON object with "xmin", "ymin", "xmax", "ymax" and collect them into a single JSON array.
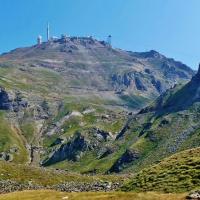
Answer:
[
  {"xmin": 107, "ymin": 35, "xmax": 112, "ymax": 47},
  {"xmin": 37, "ymin": 35, "xmax": 42, "ymax": 45}
]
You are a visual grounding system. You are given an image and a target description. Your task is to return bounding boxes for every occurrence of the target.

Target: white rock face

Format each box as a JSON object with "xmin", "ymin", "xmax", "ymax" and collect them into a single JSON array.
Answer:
[{"xmin": 187, "ymin": 191, "xmax": 200, "ymax": 199}]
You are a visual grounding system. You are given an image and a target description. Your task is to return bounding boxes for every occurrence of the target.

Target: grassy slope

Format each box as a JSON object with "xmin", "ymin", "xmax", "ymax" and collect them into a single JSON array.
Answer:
[
  {"xmin": 0, "ymin": 50, "xmax": 195, "ymax": 174},
  {"xmin": 0, "ymin": 112, "xmax": 28, "ymax": 164},
  {"xmin": 0, "ymin": 190, "xmax": 186, "ymax": 200},
  {"xmin": 0, "ymin": 161, "xmax": 125, "ymax": 186},
  {"xmin": 121, "ymin": 148, "xmax": 200, "ymax": 193},
  {"xmin": 111, "ymin": 99, "xmax": 200, "ymax": 174},
  {"xmin": 0, "ymin": 63, "xmax": 128, "ymax": 170}
]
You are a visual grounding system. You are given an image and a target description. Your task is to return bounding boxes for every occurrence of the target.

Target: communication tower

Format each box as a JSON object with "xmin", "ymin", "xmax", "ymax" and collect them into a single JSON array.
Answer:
[
  {"xmin": 47, "ymin": 22, "xmax": 50, "ymax": 41},
  {"xmin": 107, "ymin": 35, "xmax": 112, "ymax": 47}
]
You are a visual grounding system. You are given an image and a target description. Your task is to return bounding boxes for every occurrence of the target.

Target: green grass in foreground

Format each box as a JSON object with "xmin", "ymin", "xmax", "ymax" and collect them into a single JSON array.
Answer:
[
  {"xmin": 0, "ymin": 190, "xmax": 186, "ymax": 200},
  {"xmin": 0, "ymin": 161, "xmax": 125, "ymax": 186},
  {"xmin": 121, "ymin": 147, "xmax": 200, "ymax": 193}
]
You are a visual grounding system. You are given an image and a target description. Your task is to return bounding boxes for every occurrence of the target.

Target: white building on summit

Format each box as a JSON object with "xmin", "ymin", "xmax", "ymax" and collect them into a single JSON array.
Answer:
[
  {"xmin": 37, "ymin": 23, "xmax": 112, "ymax": 47},
  {"xmin": 37, "ymin": 35, "xmax": 42, "ymax": 45}
]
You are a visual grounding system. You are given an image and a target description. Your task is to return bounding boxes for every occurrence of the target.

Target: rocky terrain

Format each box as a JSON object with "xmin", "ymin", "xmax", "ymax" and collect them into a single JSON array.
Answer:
[
  {"xmin": 0, "ymin": 36, "xmax": 195, "ymax": 173},
  {"xmin": 0, "ymin": 36, "xmax": 194, "ymax": 112},
  {"xmin": 0, "ymin": 180, "xmax": 121, "ymax": 194},
  {"xmin": 107, "ymin": 63, "xmax": 200, "ymax": 175},
  {"xmin": 0, "ymin": 36, "xmax": 200, "ymax": 199}
]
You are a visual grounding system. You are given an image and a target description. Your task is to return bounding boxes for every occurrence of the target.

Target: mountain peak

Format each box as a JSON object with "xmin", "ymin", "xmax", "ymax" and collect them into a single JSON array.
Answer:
[
  {"xmin": 136, "ymin": 50, "xmax": 165, "ymax": 59},
  {"xmin": 195, "ymin": 63, "xmax": 200, "ymax": 78}
]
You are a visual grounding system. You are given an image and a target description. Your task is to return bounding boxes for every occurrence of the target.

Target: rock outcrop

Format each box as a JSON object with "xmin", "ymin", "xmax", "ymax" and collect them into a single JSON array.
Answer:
[
  {"xmin": 42, "ymin": 132, "xmax": 91, "ymax": 166},
  {"xmin": 0, "ymin": 87, "xmax": 12, "ymax": 110},
  {"xmin": 187, "ymin": 191, "xmax": 200, "ymax": 199},
  {"xmin": 108, "ymin": 150, "xmax": 139, "ymax": 173}
]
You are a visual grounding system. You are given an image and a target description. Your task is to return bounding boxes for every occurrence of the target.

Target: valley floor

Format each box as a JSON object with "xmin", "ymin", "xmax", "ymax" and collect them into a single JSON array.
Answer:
[{"xmin": 0, "ymin": 190, "xmax": 187, "ymax": 200}]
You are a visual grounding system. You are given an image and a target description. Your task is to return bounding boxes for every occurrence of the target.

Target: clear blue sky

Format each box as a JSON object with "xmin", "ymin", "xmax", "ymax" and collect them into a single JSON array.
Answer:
[{"xmin": 0, "ymin": 0, "xmax": 200, "ymax": 69}]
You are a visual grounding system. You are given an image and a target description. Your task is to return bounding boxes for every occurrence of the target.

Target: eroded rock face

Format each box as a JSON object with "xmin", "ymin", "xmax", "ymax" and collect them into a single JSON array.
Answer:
[
  {"xmin": 0, "ymin": 87, "xmax": 12, "ymax": 110},
  {"xmin": 0, "ymin": 88, "xmax": 28, "ymax": 112},
  {"xmin": 42, "ymin": 132, "xmax": 91, "ymax": 166},
  {"xmin": 95, "ymin": 128, "xmax": 113, "ymax": 141},
  {"xmin": 12, "ymin": 92, "xmax": 28, "ymax": 112},
  {"xmin": 108, "ymin": 150, "xmax": 139, "ymax": 173},
  {"xmin": 135, "ymin": 77, "xmax": 146, "ymax": 91},
  {"xmin": 98, "ymin": 147, "xmax": 115, "ymax": 159},
  {"xmin": 151, "ymin": 77, "xmax": 164, "ymax": 93}
]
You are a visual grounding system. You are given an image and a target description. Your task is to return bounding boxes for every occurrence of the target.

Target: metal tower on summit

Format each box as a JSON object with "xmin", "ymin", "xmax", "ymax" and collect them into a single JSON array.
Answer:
[
  {"xmin": 107, "ymin": 35, "xmax": 112, "ymax": 47},
  {"xmin": 47, "ymin": 22, "xmax": 50, "ymax": 41}
]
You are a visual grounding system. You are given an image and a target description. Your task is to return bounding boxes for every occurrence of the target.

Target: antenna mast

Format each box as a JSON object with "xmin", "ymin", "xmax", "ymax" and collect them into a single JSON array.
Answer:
[
  {"xmin": 107, "ymin": 35, "xmax": 112, "ymax": 48},
  {"xmin": 47, "ymin": 22, "xmax": 50, "ymax": 41}
]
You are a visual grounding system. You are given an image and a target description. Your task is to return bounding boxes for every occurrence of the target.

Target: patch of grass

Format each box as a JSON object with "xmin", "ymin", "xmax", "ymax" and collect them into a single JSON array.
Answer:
[
  {"xmin": 121, "ymin": 147, "xmax": 200, "ymax": 193},
  {"xmin": 120, "ymin": 94, "xmax": 149, "ymax": 109},
  {"xmin": 43, "ymin": 135, "xmax": 60, "ymax": 148},
  {"xmin": 0, "ymin": 190, "xmax": 187, "ymax": 200},
  {"xmin": 0, "ymin": 161, "xmax": 125, "ymax": 186},
  {"xmin": 20, "ymin": 122, "xmax": 35, "ymax": 144},
  {"xmin": 0, "ymin": 112, "xmax": 28, "ymax": 164}
]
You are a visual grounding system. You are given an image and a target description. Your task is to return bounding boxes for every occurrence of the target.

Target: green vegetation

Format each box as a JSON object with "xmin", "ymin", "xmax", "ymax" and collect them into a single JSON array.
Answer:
[
  {"xmin": 0, "ymin": 37, "xmax": 196, "ymax": 176},
  {"xmin": 120, "ymin": 94, "xmax": 150, "ymax": 109},
  {"xmin": 20, "ymin": 122, "xmax": 36, "ymax": 143},
  {"xmin": 0, "ymin": 112, "xmax": 28, "ymax": 164},
  {"xmin": 0, "ymin": 161, "xmax": 125, "ymax": 186},
  {"xmin": 0, "ymin": 190, "xmax": 187, "ymax": 200},
  {"xmin": 121, "ymin": 148, "xmax": 200, "ymax": 193}
]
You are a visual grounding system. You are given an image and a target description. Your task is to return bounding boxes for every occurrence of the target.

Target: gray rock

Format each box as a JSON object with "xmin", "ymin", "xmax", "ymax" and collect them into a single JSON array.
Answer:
[
  {"xmin": 42, "ymin": 132, "xmax": 91, "ymax": 166},
  {"xmin": 187, "ymin": 190, "xmax": 200, "ymax": 199},
  {"xmin": 0, "ymin": 152, "xmax": 13, "ymax": 162},
  {"xmin": 135, "ymin": 76, "xmax": 146, "ymax": 91},
  {"xmin": 108, "ymin": 149, "xmax": 139, "ymax": 173},
  {"xmin": 0, "ymin": 180, "xmax": 122, "ymax": 194},
  {"xmin": 0, "ymin": 87, "xmax": 12, "ymax": 110}
]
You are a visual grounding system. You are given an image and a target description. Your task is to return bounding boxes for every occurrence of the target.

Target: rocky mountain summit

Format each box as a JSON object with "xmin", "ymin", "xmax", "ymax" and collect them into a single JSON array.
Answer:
[{"xmin": 0, "ymin": 37, "xmax": 194, "ymax": 111}]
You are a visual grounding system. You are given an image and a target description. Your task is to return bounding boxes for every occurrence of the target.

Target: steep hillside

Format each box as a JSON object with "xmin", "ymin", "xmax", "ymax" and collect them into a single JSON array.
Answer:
[
  {"xmin": 121, "ymin": 148, "xmax": 200, "ymax": 193},
  {"xmin": 140, "ymin": 63, "xmax": 200, "ymax": 114},
  {"xmin": 0, "ymin": 161, "xmax": 124, "ymax": 186},
  {"xmin": 0, "ymin": 37, "xmax": 194, "ymax": 111},
  {"xmin": 106, "ymin": 64, "xmax": 200, "ymax": 175},
  {"xmin": 0, "ymin": 36, "xmax": 194, "ymax": 171}
]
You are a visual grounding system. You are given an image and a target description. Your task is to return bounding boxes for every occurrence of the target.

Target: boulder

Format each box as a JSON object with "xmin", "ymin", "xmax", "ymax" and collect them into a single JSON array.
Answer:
[
  {"xmin": 0, "ymin": 87, "xmax": 12, "ymax": 110},
  {"xmin": 187, "ymin": 191, "xmax": 200, "ymax": 199},
  {"xmin": 0, "ymin": 152, "xmax": 13, "ymax": 161}
]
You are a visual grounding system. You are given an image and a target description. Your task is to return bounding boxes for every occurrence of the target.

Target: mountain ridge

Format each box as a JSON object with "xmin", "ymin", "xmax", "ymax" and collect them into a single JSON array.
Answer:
[{"xmin": 0, "ymin": 37, "xmax": 196, "ymax": 174}]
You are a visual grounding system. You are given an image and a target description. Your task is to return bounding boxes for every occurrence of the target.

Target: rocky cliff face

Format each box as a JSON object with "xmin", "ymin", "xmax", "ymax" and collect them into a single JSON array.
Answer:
[
  {"xmin": 0, "ymin": 87, "xmax": 11, "ymax": 110},
  {"xmin": 0, "ymin": 88, "xmax": 28, "ymax": 111},
  {"xmin": 110, "ymin": 64, "xmax": 200, "ymax": 174},
  {"xmin": 42, "ymin": 132, "xmax": 91, "ymax": 165},
  {"xmin": 139, "ymin": 63, "xmax": 200, "ymax": 115}
]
